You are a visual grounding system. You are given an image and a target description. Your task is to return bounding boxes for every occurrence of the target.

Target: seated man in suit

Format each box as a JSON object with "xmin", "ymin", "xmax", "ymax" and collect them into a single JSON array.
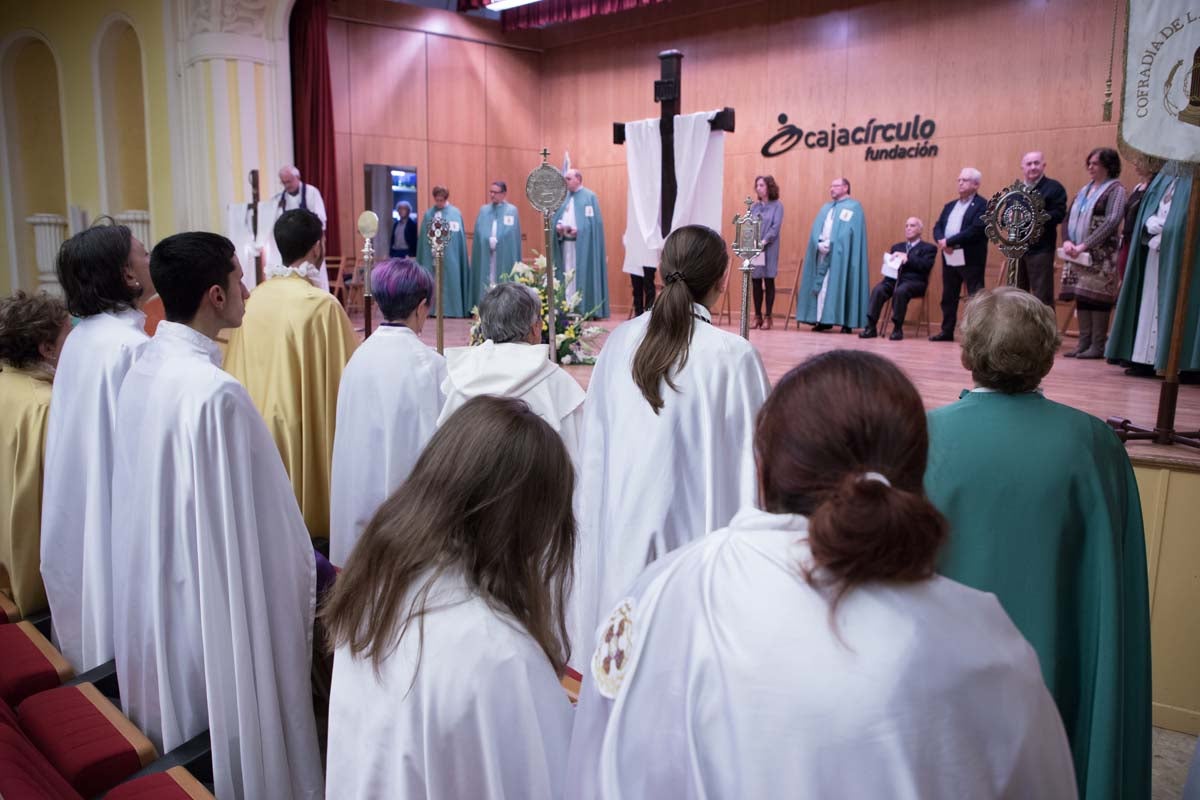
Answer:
[{"xmin": 861, "ymin": 217, "xmax": 937, "ymax": 340}]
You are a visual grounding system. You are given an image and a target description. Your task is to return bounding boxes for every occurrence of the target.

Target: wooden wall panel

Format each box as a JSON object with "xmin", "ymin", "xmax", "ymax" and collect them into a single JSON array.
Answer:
[
  {"xmin": 539, "ymin": 0, "xmax": 1123, "ymax": 316},
  {"xmin": 428, "ymin": 142, "xmax": 487, "ymax": 238},
  {"xmin": 346, "ymin": 25, "xmax": 427, "ymax": 140},
  {"xmin": 427, "ymin": 37, "xmax": 486, "ymax": 146},
  {"xmin": 486, "ymin": 47, "xmax": 541, "ymax": 149}
]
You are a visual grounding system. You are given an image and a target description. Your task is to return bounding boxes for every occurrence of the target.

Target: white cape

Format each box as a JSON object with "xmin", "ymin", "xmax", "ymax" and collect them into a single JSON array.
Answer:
[
  {"xmin": 40, "ymin": 308, "xmax": 148, "ymax": 670},
  {"xmin": 438, "ymin": 341, "xmax": 585, "ymax": 466},
  {"xmin": 567, "ymin": 507, "xmax": 1078, "ymax": 799},
  {"xmin": 574, "ymin": 305, "xmax": 769, "ymax": 660},
  {"xmin": 111, "ymin": 322, "xmax": 323, "ymax": 800},
  {"xmin": 326, "ymin": 572, "xmax": 573, "ymax": 799},
  {"xmin": 330, "ymin": 326, "xmax": 447, "ymax": 566}
]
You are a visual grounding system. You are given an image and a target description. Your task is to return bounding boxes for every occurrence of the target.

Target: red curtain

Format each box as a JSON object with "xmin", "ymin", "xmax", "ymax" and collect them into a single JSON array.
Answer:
[
  {"xmin": 289, "ymin": 0, "xmax": 341, "ymax": 255},
  {"xmin": 457, "ymin": 0, "xmax": 670, "ymax": 31}
]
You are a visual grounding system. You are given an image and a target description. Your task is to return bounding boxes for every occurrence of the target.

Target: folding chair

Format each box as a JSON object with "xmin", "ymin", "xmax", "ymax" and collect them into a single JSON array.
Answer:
[{"xmin": 779, "ymin": 259, "xmax": 803, "ymax": 330}]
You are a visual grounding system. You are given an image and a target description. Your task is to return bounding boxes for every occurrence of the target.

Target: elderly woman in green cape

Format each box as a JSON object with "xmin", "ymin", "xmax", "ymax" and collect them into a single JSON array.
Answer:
[{"xmin": 926, "ymin": 287, "xmax": 1151, "ymax": 800}]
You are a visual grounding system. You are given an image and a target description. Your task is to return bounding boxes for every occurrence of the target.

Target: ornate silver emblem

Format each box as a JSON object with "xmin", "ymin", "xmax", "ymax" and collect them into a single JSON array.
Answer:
[
  {"xmin": 983, "ymin": 181, "xmax": 1051, "ymax": 285},
  {"xmin": 526, "ymin": 158, "xmax": 568, "ymax": 214}
]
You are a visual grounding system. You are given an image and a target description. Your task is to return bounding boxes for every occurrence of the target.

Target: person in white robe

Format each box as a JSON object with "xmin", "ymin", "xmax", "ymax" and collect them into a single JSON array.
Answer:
[
  {"xmin": 272, "ymin": 165, "xmax": 330, "ymax": 292},
  {"xmin": 575, "ymin": 225, "xmax": 769, "ymax": 661},
  {"xmin": 40, "ymin": 221, "xmax": 153, "ymax": 671},
  {"xmin": 324, "ymin": 395, "xmax": 576, "ymax": 799},
  {"xmin": 330, "ymin": 258, "xmax": 446, "ymax": 566},
  {"xmin": 111, "ymin": 232, "xmax": 323, "ymax": 800},
  {"xmin": 438, "ymin": 282, "xmax": 585, "ymax": 467},
  {"xmin": 568, "ymin": 350, "xmax": 1077, "ymax": 799}
]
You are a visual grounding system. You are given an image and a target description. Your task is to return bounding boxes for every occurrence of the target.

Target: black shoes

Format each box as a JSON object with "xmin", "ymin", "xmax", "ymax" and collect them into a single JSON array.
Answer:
[
  {"xmin": 840, "ymin": 326, "xmax": 854, "ymax": 334},
  {"xmin": 929, "ymin": 331, "xmax": 954, "ymax": 342},
  {"xmin": 889, "ymin": 329, "xmax": 904, "ymax": 341},
  {"xmin": 859, "ymin": 327, "xmax": 878, "ymax": 339},
  {"xmin": 813, "ymin": 323, "xmax": 833, "ymax": 332}
]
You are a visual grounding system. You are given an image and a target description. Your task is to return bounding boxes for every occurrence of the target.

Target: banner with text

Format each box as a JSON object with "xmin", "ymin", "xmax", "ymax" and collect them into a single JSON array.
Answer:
[{"xmin": 1123, "ymin": 0, "xmax": 1200, "ymax": 162}]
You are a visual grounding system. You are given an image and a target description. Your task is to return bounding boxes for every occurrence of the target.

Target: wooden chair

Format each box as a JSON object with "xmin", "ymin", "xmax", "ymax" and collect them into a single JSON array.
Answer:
[
  {"xmin": 324, "ymin": 257, "xmax": 342, "ymax": 297},
  {"xmin": 777, "ymin": 259, "xmax": 803, "ymax": 330},
  {"xmin": 343, "ymin": 258, "xmax": 364, "ymax": 315},
  {"xmin": 878, "ymin": 292, "xmax": 931, "ymax": 338}
]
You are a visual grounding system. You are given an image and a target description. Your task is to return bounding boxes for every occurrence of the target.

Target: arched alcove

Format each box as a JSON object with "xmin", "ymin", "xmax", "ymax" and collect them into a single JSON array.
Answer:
[
  {"xmin": 1, "ymin": 36, "xmax": 67, "ymax": 291},
  {"xmin": 95, "ymin": 18, "xmax": 149, "ymax": 217}
]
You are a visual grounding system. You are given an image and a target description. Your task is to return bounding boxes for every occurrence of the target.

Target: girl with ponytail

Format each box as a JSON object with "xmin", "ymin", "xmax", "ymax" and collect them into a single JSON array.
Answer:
[
  {"xmin": 571, "ymin": 225, "xmax": 770, "ymax": 666},
  {"xmin": 566, "ymin": 350, "xmax": 1076, "ymax": 799}
]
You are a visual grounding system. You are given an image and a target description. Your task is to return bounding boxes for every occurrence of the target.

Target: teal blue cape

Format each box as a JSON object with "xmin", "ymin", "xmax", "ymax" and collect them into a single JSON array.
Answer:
[
  {"xmin": 552, "ymin": 187, "xmax": 609, "ymax": 318},
  {"xmin": 795, "ymin": 197, "xmax": 869, "ymax": 328},
  {"xmin": 416, "ymin": 204, "xmax": 471, "ymax": 318}
]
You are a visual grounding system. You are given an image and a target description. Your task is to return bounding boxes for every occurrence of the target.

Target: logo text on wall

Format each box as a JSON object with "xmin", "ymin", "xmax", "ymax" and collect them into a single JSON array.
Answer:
[{"xmin": 761, "ymin": 113, "xmax": 939, "ymax": 161}]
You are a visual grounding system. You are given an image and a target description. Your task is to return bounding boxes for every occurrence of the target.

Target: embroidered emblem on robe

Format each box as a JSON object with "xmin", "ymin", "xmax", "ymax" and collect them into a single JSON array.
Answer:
[{"xmin": 592, "ymin": 598, "xmax": 635, "ymax": 699}]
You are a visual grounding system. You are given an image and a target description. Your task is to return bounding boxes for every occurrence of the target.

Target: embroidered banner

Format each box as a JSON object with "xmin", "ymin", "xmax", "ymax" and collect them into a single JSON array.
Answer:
[{"xmin": 1122, "ymin": 0, "xmax": 1200, "ymax": 162}]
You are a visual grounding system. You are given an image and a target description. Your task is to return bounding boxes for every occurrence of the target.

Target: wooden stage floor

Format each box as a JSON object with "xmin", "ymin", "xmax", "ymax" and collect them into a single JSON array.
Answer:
[{"xmin": 351, "ymin": 312, "xmax": 1200, "ymax": 469}]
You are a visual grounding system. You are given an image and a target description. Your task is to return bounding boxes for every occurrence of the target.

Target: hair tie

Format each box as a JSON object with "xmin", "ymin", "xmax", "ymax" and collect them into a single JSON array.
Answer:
[
  {"xmin": 664, "ymin": 271, "xmax": 685, "ymax": 285},
  {"xmin": 859, "ymin": 471, "xmax": 891, "ymax": 487}
]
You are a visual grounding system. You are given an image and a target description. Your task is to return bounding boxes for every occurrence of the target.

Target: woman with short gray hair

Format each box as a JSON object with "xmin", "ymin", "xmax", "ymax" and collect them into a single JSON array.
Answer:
[
  {"xmin": 959, "ymin": 286, "xmax": 1060, "ymax": 393},
  {"xmin": 477, "ymin": 282, "xmax": 541, "ymax": 344},
  {"xmin": 437, "ymin": 281, "xmax": 585, "ymax": 477},
  {"xmin": 926, "ymin": 286, "xmax": 1152, "ymax": 800}
]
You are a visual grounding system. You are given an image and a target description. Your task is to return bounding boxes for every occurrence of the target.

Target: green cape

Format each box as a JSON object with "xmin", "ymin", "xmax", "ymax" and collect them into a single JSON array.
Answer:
[
  {"xmin": 416, "ymin": 204, "xmax": 471, "ymax": 318},
  {"xmin": 552, "ymin": 186, "xmax": 609, "ymax": 318},
  {"xmin": 926, "ymin": 390, "xmax": 1151, "ymax": 800},
  {"xmin": 796, "ymin": 197, "xmax": 869, "ymax": 328},
  {"xmin": 1106, "ymin": 171, "xmax": 1200, "ymax": 370},
  {"xmin": 471, "ymin": 201, "xmax": 523, "ymax": 307}
]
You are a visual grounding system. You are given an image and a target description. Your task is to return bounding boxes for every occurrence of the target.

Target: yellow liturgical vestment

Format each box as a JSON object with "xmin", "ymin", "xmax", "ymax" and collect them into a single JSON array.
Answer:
[
  {"xmin": 223, "ymin": 272, "xmax": 357, "ymax": 540},
  {"xmin": 0, "ymin": 365, "xmax": 52, "ymax": 616}
]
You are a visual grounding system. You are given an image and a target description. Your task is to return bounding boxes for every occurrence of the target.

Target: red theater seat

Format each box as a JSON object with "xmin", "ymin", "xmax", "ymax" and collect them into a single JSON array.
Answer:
[
  {"xmin": 17, "ymin": 683, "xmax": 157, "ymax": 798},
  {"xmin": 0, "ymin": 724, "xmax": 80, "ymax": 800},
  {"xmin": 0, "ymin": 621, "xmax": 74, "ymax": 707},
  {"xmin": 106, "ymin": 766, "xmax": 215, "ymax": 799}
]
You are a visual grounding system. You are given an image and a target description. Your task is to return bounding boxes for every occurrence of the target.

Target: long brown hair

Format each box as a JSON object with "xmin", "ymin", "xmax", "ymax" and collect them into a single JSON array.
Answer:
[
  {"xmin": 755, "ymin": 350, "xmax": 947, "ymax": 609},
  {"xmin": 631, "ymin": 225, "xmax": 728, "ymax": 413},
  {"xmin": 321, "ymin": 395, "xmax": 577, "ymax": 675}
]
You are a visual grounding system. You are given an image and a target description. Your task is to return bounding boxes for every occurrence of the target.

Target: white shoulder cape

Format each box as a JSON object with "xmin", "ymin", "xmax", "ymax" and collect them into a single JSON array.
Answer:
[
  {"xmin": 567, "ymin": 507, "xmax": 1078, "ymax": 799},
  {"xmin": 40, "ymin": 309, "xmax": 148, "ymax": 670},
  {"xmin": 330, "ymin": 326, "xmax": 447, "ymax": 565},
  {"xmin": 326, "ymin": 573, "xmax": 573, "ymax": 798},
  {"xmin": 111, "ymin": 322, "xmax": 323, "ymax": 800},
  {"xmin": 573, "ymin": 306, "xmax": 769, "ymax": 660}
]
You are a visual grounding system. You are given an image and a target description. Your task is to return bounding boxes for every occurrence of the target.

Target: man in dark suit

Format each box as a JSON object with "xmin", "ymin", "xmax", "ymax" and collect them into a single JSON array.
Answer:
[
  {"xmin": 1014, "ymin": 151, "xmax": 1067, "ymax": 307},
  {"xmin": 930, "ymin": 167, "xmax": 990, "ymax": 341},
  {"xmin": 860, "ymin": 217, "xmax": 937, "ymax": 340}
]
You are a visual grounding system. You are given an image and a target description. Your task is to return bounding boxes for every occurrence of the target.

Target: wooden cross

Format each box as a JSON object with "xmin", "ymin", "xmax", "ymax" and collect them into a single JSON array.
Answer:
[{"xmin": 613, "ymin": 50, "xmax": 736, "ymax": 238}]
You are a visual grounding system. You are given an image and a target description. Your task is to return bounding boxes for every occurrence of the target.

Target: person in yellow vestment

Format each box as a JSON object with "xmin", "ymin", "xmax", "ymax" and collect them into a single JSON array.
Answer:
[
  {"xmin": 0, "ymin": 291, "xmax": 71, "ymax": 616},
  {"xmin": 224, "ymin": 208, "xmax": 357, "ymax": 540}
]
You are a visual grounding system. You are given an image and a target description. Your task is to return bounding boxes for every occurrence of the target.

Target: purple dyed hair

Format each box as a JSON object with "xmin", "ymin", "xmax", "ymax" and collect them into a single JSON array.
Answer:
[{"xmin": 372, "ymin": 257, "xmax": 434, "ymax": 321}]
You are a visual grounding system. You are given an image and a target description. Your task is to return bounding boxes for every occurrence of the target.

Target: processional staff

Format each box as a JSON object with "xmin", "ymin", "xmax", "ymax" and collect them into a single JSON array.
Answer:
[
  {"xmin": 426, "ymin": 211, "xmax": 451, "ymax": 354},
  {"xmin": 357, "ymin": 211, "xmax": 378, "ymax": 336},
  {"xmin": 982, "ymin": 181, "xmax": 1050, "ymax": 286},
  {"xmin": 525, "ymin": 148, "xmax": 569, "ymax": 363},
  {"xmin": 731, "ymin": 197, "xmax": 764, "ymax": 341}
]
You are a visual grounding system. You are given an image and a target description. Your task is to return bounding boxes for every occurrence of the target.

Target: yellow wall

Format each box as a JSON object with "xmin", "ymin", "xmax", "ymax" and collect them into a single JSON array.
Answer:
[
  {"xmin": 98, "ymin": 21, "xmax": 149, "ymax": 213},
  {"xmin": 0, "ymin": 0, "xmax": 175, "ymax": 294},
  {"xmin": 3, "ymin": 39, "xmax": 67, "ymax": 289},
  {"xmin": 1134, "ymin": 459, "xmax": 1200, "ymax": 735}
]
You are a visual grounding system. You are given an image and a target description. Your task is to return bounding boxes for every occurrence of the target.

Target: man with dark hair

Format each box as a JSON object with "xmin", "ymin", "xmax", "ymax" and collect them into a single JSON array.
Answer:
[
  {"xmin": 416, "ymin": 185, "xmax": 471, "ymax": 317},
  {"xmin": 330, "ymin": 257, "xmax": 446, "ymax": 565},
  {"xmin": 41, "ymin": 220, "xmax": 153, "ymax": 671},
  {"xmin": 111, "ymin": 232, "xmax": 323, "ymax": 799},
  {"xmin": 471, "ymin": 180, "xmax": 522, "ymax": 307},
  {"xmin": 224, "ymin": 209, "xmax": 357, "ymax": 541}
]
